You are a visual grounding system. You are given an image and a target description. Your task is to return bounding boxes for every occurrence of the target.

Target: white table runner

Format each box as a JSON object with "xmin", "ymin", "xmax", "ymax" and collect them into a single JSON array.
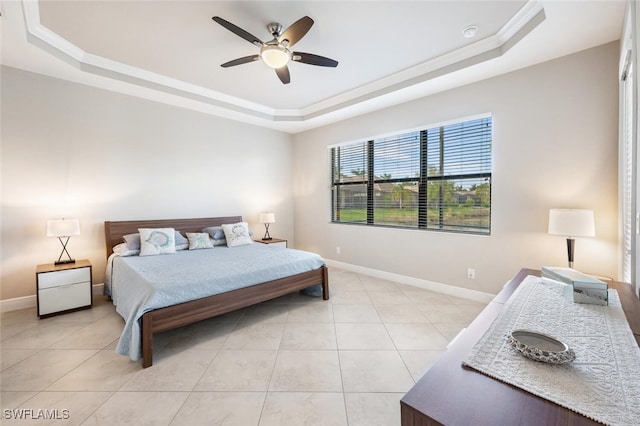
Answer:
[{"xmin": 463, "ymin": 275, "xmax": 640, "ymax": 425}]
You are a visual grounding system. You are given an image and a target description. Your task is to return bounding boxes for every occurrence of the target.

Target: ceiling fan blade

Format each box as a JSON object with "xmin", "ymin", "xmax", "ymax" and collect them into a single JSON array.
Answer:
[
  {"xmin": 221, "ymin": 55, "xmax": 260, "ymax": 68},
  {"xmin": 212, "ymin": 16, "xmax": 263, "ymax": 47},
  {"xmin": 292, "ymin": 52, "xmax": 338, "ymax": 67},
  {"xmin": 276, "ymin": 66, "xmax": 291, "ymax": 84},
  {"xmin": 278, "ymin": 16, "xmax": 314, "ymax": 48}
]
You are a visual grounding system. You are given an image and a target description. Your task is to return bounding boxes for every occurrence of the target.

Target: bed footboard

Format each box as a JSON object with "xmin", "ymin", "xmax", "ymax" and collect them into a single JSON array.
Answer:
[{"xmin": 141, "ymin": 265, "xmax": 329, "ymax": 368}]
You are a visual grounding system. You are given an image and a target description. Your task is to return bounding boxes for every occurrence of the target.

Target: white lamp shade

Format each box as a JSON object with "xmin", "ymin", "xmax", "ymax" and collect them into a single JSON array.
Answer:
[
  {"xmin": 47, "ymin": 219, "xmax": 80, "ymax": 237},
  {"xmin": 259, "ymin": 213, "xmax": 276, "ymax": 224},
  {"xmin": 548, "ymin": 209, "xmax": 595, "ymax": 238}
]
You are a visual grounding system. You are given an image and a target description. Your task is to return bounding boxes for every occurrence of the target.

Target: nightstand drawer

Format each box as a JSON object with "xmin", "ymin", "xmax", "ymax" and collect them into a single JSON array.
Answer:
[
  {"xmin": 38, "ymin": 267, "xmax": 90, "ymax": 290},
  {"xmin": 38, "ymin": 282, "xmax": 92, "ymax": 316}
]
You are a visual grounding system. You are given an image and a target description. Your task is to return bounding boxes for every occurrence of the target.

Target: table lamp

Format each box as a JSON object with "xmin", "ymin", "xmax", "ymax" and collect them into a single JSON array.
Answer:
[
  {"xmin": 259, "ymin": 212, "xmax": 275, "ymax": 241},
  {"xmin": 548, "ymin": 209, "xmax": 595, "ymax": 268},
  {"xmin": 47, "ymin": 218, "xmax": 80, "ymax": 265}
]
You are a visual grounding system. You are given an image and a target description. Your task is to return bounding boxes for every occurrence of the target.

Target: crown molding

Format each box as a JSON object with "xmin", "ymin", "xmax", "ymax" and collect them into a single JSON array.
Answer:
[{"xmin": 21, "ymin": 0, "xmax": 544, "ymax": 126}]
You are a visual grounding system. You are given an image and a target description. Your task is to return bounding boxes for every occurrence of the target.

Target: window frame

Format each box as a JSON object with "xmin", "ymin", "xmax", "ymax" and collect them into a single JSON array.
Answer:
[{"xmin": 330, "ymin": 114, "xmax": 492, "ymax": 235}]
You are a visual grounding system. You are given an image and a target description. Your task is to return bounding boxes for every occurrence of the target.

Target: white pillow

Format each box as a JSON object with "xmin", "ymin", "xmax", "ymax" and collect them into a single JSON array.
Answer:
[
  {"xmin": 221, "ymin": 222, "xmax": 253, "ymax": 247},
  {"xmin": 112, "ymin": 242, "xmax": 139, "ymax": 257},
  {"xmin": 139, "ymin": 228, "xmax": 176, "ymax": 256},
  {"xmin": 187, "ymin": 232, "xmax": 214, "ymax": 250}
]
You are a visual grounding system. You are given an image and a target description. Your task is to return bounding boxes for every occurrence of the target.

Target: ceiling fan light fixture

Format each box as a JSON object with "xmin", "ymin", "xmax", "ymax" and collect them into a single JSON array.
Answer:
[{"xmin": 260, "ymin": 44, "xmax": 290, "ymax": 68}]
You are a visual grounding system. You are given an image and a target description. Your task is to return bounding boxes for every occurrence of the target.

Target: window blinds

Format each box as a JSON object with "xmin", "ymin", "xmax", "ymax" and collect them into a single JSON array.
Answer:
[{"xmin": 331, "ymin": 115, "xmax": 492, "ymax": 234}]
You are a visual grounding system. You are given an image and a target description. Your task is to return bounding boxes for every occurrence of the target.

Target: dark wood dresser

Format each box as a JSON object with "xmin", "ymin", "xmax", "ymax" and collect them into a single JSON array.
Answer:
[{"xmin": 400, "ymin": 268, "xmax": 640, "ymax": 426}]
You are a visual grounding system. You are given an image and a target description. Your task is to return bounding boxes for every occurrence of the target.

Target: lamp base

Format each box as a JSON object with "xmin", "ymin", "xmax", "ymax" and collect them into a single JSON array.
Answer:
[
  {"xmin": 566, "ymin": 237, "xmax": 575, "ymax": 269},
  {"xmin": 54, "ymin": 259, "xmax": 76, "ymax": 265},
  {"xmin": 262, "ymin": 223, "xmax": 272, "ymax": 241}
]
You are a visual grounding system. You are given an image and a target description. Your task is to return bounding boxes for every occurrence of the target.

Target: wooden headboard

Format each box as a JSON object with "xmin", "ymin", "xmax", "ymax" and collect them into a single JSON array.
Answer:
[{"xmin": 104, "ymin": 216, "xmax": 242, "ymax": 260}]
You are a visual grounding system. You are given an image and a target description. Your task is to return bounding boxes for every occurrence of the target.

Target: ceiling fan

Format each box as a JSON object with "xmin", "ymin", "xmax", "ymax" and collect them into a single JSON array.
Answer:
[{"xmin": 212, "ymin": 15, "xmax": 338, "ymax": 84}]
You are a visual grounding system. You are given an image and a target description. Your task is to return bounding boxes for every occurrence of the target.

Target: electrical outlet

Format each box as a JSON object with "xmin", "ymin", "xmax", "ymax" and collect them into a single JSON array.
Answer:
[
  {"xmin": 336, "ymin": 246, "xmax": 341, "ymax": 255},
  {"xmin": 467, "ymin": 268, "xmax": 475, "ymax": 279}
]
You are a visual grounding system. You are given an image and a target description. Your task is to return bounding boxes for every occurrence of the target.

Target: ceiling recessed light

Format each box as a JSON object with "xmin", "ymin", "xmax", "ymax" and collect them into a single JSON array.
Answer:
[{"xmin": 463, "ymin": 25, "xmax": 478, "ymax": 39}]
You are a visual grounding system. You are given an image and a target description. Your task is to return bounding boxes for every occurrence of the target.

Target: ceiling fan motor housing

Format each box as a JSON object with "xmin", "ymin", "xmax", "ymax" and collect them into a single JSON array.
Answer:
[{"xmin": 267, "ymin": 22, "xmax": 283, "ymax": 38}]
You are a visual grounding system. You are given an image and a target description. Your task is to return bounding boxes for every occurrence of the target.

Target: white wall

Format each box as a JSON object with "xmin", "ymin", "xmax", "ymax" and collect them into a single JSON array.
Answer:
[
  {"xmin": 1, "ymin": 66, "xmax": 293, "ymax": 301},
  {"xmin": 292, "ymin": 42, "xmax": 620, "ymax": 295}
]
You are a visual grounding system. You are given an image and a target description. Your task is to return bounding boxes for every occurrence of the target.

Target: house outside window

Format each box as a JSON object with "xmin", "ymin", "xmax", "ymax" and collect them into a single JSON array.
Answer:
[{"xmin": 330, "ymin": 115, "xmax": 492, "ymax": 234}]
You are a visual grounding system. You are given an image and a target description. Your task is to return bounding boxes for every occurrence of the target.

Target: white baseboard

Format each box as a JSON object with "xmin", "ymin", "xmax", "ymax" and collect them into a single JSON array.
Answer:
[
  {"xmin": 325, "ymin": 259, "xmax": 495, "ymax": 303},
  {"xmin": 0, "ymin": 283, "xmax": 105, "ymax": 313}
]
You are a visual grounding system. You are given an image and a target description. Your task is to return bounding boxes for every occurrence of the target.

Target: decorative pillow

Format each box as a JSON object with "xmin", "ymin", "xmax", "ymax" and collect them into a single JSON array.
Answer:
[
  {"xmin": 112, "ymin": 242, "xmax": 139, "ymax": 257},
  {"xmin": 186, "ymin": 232, "xmax": 214, "ymax": 250},
  {"xmin": 175, "ymin": 231, "xmax": 189, "ymax": 245},
  {"xmin": 221, "ymin": 222, "xmax": 253, "ymax": 247},
  {"xmin": 139, "ymin": 228, "xmax": 176, "ymax": 256},
  {"xmin": 211, "ymin": 238, "xmax": 227, "ymax": 246},
  {"xmin": 203, "ymin": 226, "xmax": 225, "ymax": 240},
  {"xmin": 175, "ymin": 231, "xmax": 189, "ymax": 250},
  {"xmin": 122, "ymin": 233, "xmax": 141, "ymax": 250}
]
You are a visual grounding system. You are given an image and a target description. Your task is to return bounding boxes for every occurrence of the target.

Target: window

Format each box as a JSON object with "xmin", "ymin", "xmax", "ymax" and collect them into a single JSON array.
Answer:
[
  {"xmin": 620, "ymin": 51, "xmax": 634, "ymax": 283},
  {"xmin": 331, "ymin": 115, "xmax": 492, "ymax": 234}
]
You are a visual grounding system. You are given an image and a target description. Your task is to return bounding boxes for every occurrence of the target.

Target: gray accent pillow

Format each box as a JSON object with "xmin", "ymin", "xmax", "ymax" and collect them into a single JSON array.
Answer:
[
  {"xmin": 203, "ymin": 226, "xmax": 225, "ymax": 240},
  {"xmin": 123, "ymin": 233, "xmax": 141, "ymax": 250}
]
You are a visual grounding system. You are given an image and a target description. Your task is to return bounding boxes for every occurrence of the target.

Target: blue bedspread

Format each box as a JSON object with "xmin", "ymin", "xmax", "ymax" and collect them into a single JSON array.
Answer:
[{"xmin": 109, "ymin": 244, "xmax": 326, "ymax": 361}]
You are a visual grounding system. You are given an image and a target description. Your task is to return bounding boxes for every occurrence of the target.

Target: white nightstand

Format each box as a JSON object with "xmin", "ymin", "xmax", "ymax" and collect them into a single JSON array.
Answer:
[
  {"xmin": 254, "ymin": 238, "xmax": 287, "ymax": 248},
  {"xmin": 36, "ymin": 259, "xmax": 92, "ymax": 318}
]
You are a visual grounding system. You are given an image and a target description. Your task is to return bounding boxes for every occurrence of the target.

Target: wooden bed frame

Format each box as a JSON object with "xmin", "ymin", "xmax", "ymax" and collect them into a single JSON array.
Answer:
[{"xmin": 104, "ymin": 216, "xmax": 329, "ymax": 368}]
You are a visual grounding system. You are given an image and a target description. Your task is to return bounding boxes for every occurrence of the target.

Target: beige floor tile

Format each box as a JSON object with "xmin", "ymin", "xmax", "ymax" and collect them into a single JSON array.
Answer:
[
  {"xmin": 0, "ymin": 391, "xmax": 38, "ymax": 411},
  {"xmin": 46, "ymin": 350, "xmax": 140, "ymax": 391},
  {"xmin": 154, "ymin": 318, "xmax": 236, "ymax": 352},
  {"xmin": 333, "ymin": 304, "xmax": 381, "ymax": 323},
  {"xmin": 1, "ymin": 349, "xmax": 98, "ymax": 391},
  {"xmin": 0, "ymin": 308, "xmax": 39, "ymax": 326},
  {"xmin": 433, "ymin": 323, "xmax": 467, "ymax": 341},
  {"xmin": 281, "ymin": 323, "xmax": 337, "ymax": 349},
  {"xmin": 269, "ymin": 350, "xmax": 342, "ymax": 392},
  {"xmin": 51, "ymin": 315, "xmax": 124, "ymax": 349},
  {"xmin": 401, "ymin": 289, "xmax": 454, "ymax": 305},
  {"xmin": 1, "ymin": 322, "xmax": 39, "ymax": 341},
  {"xmin": 360, "ymin": 277, "xmax": 400, "ymax": 292},
  {"xmin": 418, "ymin": 303, "xmax": 476, "ymax": 324},
  {"xmin": 171, "ymin": 391, "xmax": 265, "ymax": 426},
  {"xmin": 329, "ymin": 270, "xmax": 363, "ymax": 287},
  {"xmin": 344, "ymin": 392, "xmax": 404, "ymax": 426},
  {"xmin": 385, "ymin": 323, "xmax": 449, "ymax": 350},
  {"xmin": 376, "ymin": 304, "xmax": 430, "ymax": 323},
  {"xmin": 367, "ymin": 290, "xmax": 413, "ymax": 305},
  {"xmin": 238, "ymin": 303, "xmax": 289, "ymax": 325},
  {"xmin": 223, "ymin": 322, "xmax": 284, "ymax": 350},
  {"xmin": 259, "ymin": 392, "xmax": 347, "ymax": 426},
  {"xmin": 121, "ymin": 349, "xmax": 216, "ymax": 391},
  {"xmin": 81, "ymin": 391, "xmax": 188, "ymax": 426},
  {"xmin": 195, "ymin": 350, "xmax": 277, "ymax": 391},
  {"xmin": 5, "ymin": 391, "xmax": 112, "ymax": 426},
  {"xmin": 399, "ymin": 350, "xmax": 444, "ymax": 381},
  {"xmin": 339, "ymin": 350, "xmax": 414, "ymax": 392},
  {"xmin": 455, "ymin": 300, "xmax": 489, "ymax": 317},
  {"xmin": 330, "ymin": 279, "xmax": 365, "ymax": 292},
  {"xmin": 1, "ymin": 349, "xmax": 38, "ymax": 372},
  {"xmin": 286, "ymin": 302, "xmax": 333, "ymax": 323},
  {"xmin": 335, "ymin": 323, "xmax": 395, "ymax": 350},
  {"xmin": 0, "ymin": 349, "xmax": 97, "ymax": 391},
  {"xmin": 330, "ymin": 290, "xmax": 373, "ymax": 305},
  {"xmin": 0, "ymin": 322, "xmax": 87, "ymax": 349}
]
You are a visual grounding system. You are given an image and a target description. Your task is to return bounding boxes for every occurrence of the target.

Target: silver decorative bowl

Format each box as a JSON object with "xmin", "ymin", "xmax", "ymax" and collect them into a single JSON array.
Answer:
[{"xmin": 506, "ymin": 329, "xmax": 576, "ymax": 364}]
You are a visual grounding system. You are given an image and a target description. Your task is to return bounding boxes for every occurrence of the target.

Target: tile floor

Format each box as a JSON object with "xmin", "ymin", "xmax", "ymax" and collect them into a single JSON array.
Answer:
[{"xmin": 0, "ymin": 268, "xmax": 487, "ymax": 425}]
